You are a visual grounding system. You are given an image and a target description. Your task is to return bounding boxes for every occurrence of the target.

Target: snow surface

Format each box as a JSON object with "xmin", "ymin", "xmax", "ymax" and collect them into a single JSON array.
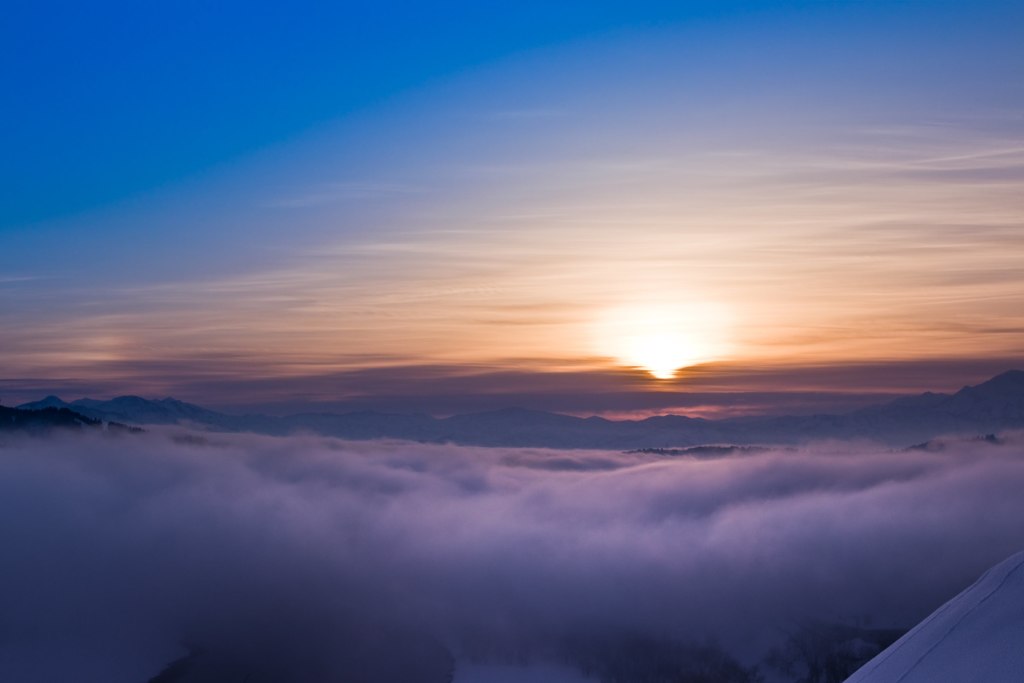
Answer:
[{"xmin": 846, "ymin": 550, "xmax": 1024, "ymax": 682}]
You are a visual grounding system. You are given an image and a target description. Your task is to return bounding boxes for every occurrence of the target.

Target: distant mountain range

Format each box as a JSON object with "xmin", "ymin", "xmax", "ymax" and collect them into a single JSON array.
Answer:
[
  {"xmin": 13, "ymin": 370, "xmax": 1024, "ymax": 448},
  {"xmin": 1, "ymin": 404, "xmax": 101, "ymax": 433},
  {"xmin": 0, "ymin": 403, "xmax": 142, "ymax": 435}
]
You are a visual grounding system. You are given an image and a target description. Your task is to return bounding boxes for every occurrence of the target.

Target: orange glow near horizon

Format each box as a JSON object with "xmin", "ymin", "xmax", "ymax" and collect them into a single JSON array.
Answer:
[
  {"xmin": 592, "ymin": 302, "xmax": 733, "ymax": 379},
  {"xmin": 3, "ymin": 110, "xmax": 1023, "ymax": 394}
]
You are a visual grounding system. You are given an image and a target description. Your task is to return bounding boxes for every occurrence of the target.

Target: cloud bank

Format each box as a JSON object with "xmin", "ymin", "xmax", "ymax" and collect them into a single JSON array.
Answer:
[{"xmin": 2, "ymin": 431, "xmax": 1024, "ymax": 681}]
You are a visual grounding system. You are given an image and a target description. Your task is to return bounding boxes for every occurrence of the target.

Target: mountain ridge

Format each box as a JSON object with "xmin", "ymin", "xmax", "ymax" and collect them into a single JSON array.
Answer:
[
  {"xmin": 15, "ymin": 370, "xmax": 1024, "ymax": 449},
  {"xmin": 1, "ymin": 404, "xmax": 142, "ymax": 435}
]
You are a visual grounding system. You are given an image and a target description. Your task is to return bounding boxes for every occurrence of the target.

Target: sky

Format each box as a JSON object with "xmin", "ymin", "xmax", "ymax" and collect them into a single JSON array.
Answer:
[{"xmin": 2, "ymin": 0, "xmax": 1024, "ymax": 415}]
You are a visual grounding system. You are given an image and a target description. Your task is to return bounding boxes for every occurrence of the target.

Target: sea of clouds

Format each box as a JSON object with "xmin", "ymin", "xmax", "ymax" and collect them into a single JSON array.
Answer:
[{"xmin": 2, "ymin": 430, "xmax": 1024, "ymax": 682}]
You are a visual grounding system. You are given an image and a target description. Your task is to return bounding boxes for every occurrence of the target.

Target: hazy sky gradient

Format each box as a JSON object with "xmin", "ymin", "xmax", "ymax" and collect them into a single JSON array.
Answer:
[{"xmin": 3, "ymin": 1, "xmax": 1023, "ymax": 412}]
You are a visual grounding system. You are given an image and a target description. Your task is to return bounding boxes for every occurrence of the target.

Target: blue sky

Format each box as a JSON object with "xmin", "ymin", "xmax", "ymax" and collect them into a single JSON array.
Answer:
[
  {"xmin": 10, "ymin": 0, "xmax": 1017, "ymax": 228},
  {"xmin": 2, "ymin": 0, "xmax": 1023, "ymax": 413},
  {"xmin": 3, "ymin": 0, "xmax": 784, "ymax": 227}
]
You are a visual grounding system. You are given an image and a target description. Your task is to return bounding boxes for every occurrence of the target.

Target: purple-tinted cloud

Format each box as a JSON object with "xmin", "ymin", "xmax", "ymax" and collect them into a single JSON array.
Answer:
[{"xmin": 1, "ymin": 431, "xmax": 1024, "ymax": 680}]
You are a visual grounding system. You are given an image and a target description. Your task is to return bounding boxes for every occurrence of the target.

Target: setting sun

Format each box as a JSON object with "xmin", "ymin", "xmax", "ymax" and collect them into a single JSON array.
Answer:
[
  {"xmin": 593, "ymin": 302, "xmax": 732, "ymax": 379},
  {"xmin": 624, "ymin": 332, "xmax": 705, "ymax": 379}
]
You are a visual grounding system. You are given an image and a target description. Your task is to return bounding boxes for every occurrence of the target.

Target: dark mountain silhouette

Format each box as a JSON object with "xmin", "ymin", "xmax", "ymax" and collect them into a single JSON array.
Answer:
[
  {"xmin": 19, "ymin": 395, "xmax": 238, "ymax": 428},
  {"xmin": 0, "ymin": 404, "xmax": 101, "ymax": 433},
  {"xmin": 15, "ymin": 370, "xmax": 1024, "ymax": 448}
]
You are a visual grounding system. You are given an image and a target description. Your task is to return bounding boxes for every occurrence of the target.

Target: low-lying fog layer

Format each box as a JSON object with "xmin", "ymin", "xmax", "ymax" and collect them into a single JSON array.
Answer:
[{"xmin": 2, "ymin": 431, "xmax": 1023, "ymax": 682}]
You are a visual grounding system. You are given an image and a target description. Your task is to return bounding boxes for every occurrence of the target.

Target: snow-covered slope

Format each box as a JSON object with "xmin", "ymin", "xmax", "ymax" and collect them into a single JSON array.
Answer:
[
  {"xmin": 846, "ymin": 551, "xmax": 1024, "ymax": 683},
  {"xmin": 453, "ymin": 662, "xmax": 594, "ymax": 683}
]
